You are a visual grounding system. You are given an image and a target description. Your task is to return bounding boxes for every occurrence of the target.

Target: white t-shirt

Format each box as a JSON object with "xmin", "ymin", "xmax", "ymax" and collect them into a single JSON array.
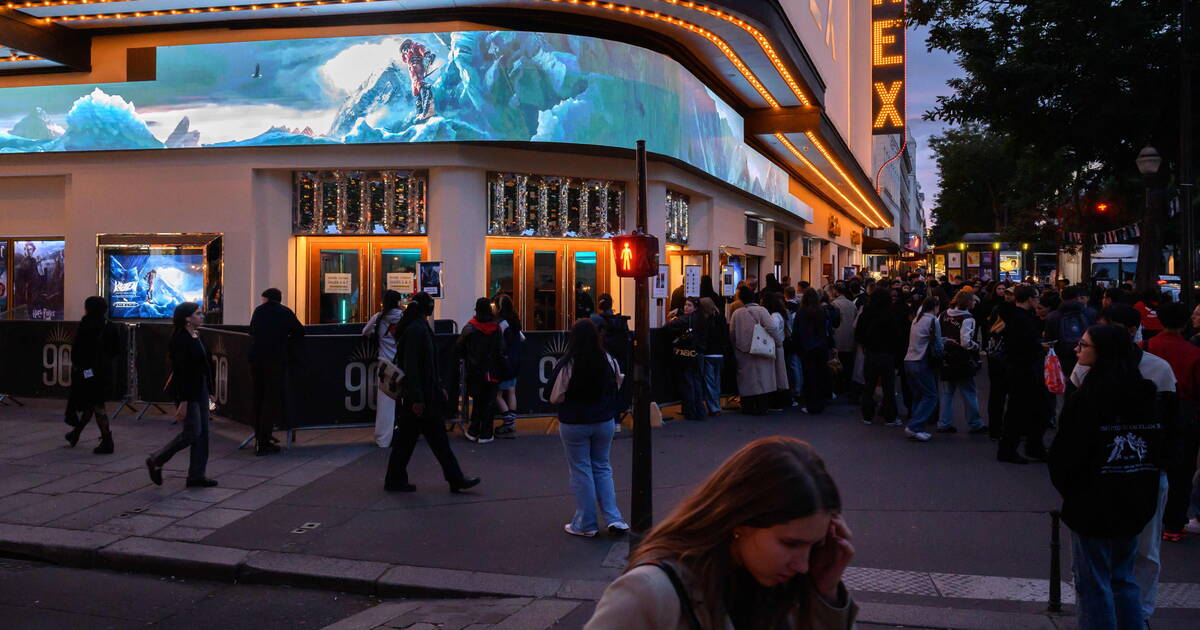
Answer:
[{"xmin": 1069, "ymin": 351, "xmax": 1177, "ymax": 392}]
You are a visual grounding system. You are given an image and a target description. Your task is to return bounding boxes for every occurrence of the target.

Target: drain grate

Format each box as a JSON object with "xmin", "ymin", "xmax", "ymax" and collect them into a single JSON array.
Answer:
[{"xmin": 289, "ymin": 521, "xmax": 322, "ymax": 534}]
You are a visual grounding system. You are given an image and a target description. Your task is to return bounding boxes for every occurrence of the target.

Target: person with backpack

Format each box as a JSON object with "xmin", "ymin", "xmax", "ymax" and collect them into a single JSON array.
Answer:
[
  {"xmin": 551, "ymin": 318, "xmax": 629, "ymax": 537},
  {"xmin": 936, "ymin": 290, "xmax": 986, "ymax": 434},
  {"xmin": 64, "ymin": 296, "xmax": 122, "ymax": 454},
  {"xmin": 362, "ymin": 290, "xmax": 404, "ymax": 448},
  {"xmin": 492, "ymin": 294, "xmax": 524, "ymax": 438},
  {"xmin": 1049, "ymin": 325, "xmax": 1165, "ymax": 630},
  {"xmin": 666, "ymin": 298, "xmax": 707, "ymax": 421},
  {"xmin": 1044, "ymin": 285, "xmax": 1097, "ymax": 388},
  {"xmin": 455, "ymin": 297, "xmax": 505, "ymax": 444},
  {"xmin": 385, "ymin": 292, "xmax": 480, "ymax": 493}
]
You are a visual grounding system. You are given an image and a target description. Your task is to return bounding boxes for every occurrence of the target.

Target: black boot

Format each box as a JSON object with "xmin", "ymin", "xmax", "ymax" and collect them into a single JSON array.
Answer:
[
  {"xmin": 65, "ymin": 427, "xmax": 82, "ymax": 447},
  {"xmin": 93, "ymin": 433, "xmax": 114, "ymax": 455}
]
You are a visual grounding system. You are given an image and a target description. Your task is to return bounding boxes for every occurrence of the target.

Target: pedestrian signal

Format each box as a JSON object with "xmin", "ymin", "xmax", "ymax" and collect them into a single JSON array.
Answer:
[{"xmin": 611, "ymin": 234, "xmax": 659, "ymax": 278}]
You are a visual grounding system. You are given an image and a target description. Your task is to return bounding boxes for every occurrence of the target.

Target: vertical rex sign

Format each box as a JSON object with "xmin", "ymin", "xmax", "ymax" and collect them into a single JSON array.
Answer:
[{"xmin": 871, "ymin": 0, "xmax": 906, "ymax": 135}]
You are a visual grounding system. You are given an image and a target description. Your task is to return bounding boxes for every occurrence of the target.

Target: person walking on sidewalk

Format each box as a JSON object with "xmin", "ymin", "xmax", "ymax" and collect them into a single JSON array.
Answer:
[
  {"xmin": 249, "ymin": 287, "xmax": 304, "ymax": 456},
  {"xmin": 550, "ymin": 318, "xmax": 629, "ymax": 537},
  {"xmin": 456, "ymin": 297, "xmax": 505, "ymax": 444},
  {"xmin": 492, "ymin": 294, "xmax": 524, "ymax": 438},
  {"xmin": 936, "ymin": 290, "xmax": 986, "ymax": 434},
  {"xmin": 64, "ymin": 296, "xmax": 121, "ymax": 454},
  {"xmin": 384, "ymin": 292, "xmax": 480, "ymax": 493},
  {"xmin": 363, "ymin": 290, "xmax": 404, "ymax": 448},
  {"xmin": 145, "ymin": 302, "xmax": 217, "ymax": 488},
  {"xmin": 903, "ymin": 296, "xmax": 942, "ymax": 442},
  {"xmin": 1049, "ymin": 325, "xmax": 1165, "ymax": 630},
  {"xmin": 585, "ymin": 436, "xmax": 856, "ymax": 630}
]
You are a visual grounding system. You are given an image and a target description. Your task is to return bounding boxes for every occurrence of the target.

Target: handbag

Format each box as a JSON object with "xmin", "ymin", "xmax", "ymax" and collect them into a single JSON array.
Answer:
[
  {"xmin": 672, "ymin": 327, "xmax": 701, "ymax": 362},
  {"xmin": 1044, "ymin": 349, "xmax": 1066, "ymax": 394},
  {"xmin": 827, "ymin": 353, "xmax": 843, "ymax": 375},
  {"xmin": 376, "ymin": 359, "xmax": 406, "ymax": 400},
  {"xmin": 749, "ymin": 323, "xmax": 776, "ymax": 359}
]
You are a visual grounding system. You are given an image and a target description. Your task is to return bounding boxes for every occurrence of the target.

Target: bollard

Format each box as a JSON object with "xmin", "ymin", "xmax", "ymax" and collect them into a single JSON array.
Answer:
[{"xmin": 1048, "ymin": 510, "xmax": 1063, "ymax": 613}]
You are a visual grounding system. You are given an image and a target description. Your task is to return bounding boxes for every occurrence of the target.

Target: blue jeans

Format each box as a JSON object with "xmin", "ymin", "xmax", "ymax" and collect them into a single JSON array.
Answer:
[
  {"xmin": 938, "ymin": 377, "xmax": 983, "ymax": 430},
  {"xmin": 1071, "ymin": 532, "xmax": 1143, "ymax": 630},
  {"xmin": 904, "ymin": 360, "xmax": 937, "ymax": 432},
  {"xmin": 787, "ymin": 352, "xmax": 803, "ymax": 397},
  {"xmin": 1134, "ymin": 471, "xmax": 1169, "ymax": 618},
  {"xmin": 151, "ymin": 384, "xmax": 210, "ymax": 482},
  {"xmin": 559, "ymin": 420, "xmax": 624, "ymax": 532},
  {"xmin": 701, "ymin": 356, "xmax": 723, "ymax": 414}
]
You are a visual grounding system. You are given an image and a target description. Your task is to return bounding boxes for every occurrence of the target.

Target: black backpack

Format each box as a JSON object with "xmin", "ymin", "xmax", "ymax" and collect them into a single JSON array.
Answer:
[
  {"xmin": 939, "ymin": 312, "xmax": 981, "ymax": 380},
  {"xmin": 1059, "ymin": 309, "xmax": 1089, "ymax": 347}
]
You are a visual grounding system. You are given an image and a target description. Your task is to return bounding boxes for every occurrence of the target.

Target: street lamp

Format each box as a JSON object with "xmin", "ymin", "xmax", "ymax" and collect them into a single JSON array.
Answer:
[
  {"xmin": 1135, "ymin": 146, "xmax": 1166, "ymax": 293},
  {"xmin": 1136, "ymin": 146, "xmax": 1163, "ymax": 177}
]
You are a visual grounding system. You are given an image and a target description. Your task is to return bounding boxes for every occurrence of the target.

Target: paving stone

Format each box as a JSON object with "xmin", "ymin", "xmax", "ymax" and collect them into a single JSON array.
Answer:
[
  {"xmin": 98, "ymin": 536, "xmax": 249, "ymax": 581},
  {"xmin": 215, "ymin": 483, "xmax": 296, "ymax": 510},
  {"xmin": 1, "ymin": 492, "xmax": 110, "ymax": 526},
  {"xmin": 173, "ymin": 486, "xmax": 241, "ymax": 503},
  {"xmin": 27, "ymin": 470, "xmax": 116, "ymax": 495},
  {"xmin": 490, "ymin": 599, "xmax": 580, "ymax": 630},
  {"xmin": 46, "ymin": 493, "xmax": 151, "ymax": 530},
  {"xmin": 556, "ymin": 578, "xmax": 610, "ymax": 601},
  {"xmin": 175, "ymin": 507, "xmax": 252, "ymax": 529},
  {"xmin": 213, "ymin": 473, "xmax": 271, "ymax": 489},
  {"xmin": 93, "ymin": 513, "xmax": 176, "ymax": 537},
  {"xmin": 319, "ymin": 602, "xmax": 422, "ymax": 630},
  {"xmin": 202, "ymin": 457, "xmax": 256, "ymax": 476},
  {"xmin": 0, "ymin": 471, "xmax": 58, "ymax": 498},
  {"xmin": 0, "ymin": 522, "xmax": 123, "ymax": 567},
  {"xmin": 378, "ymin": 565, "xmax": 562, "ymax": 599},
  {"xmin": 272, "ymin": 464, "xmax": 342, "ymax": 487},
  {"xmin": 94, "ymin": 453, "xmax": 152, "ymax": 473},
  {"xmin": 241, "ymin": 551, "xmax": 391, "ymax": 594},
  {"xmin": 150, "ymin": 525, "xmax": 216, "ymax": 543},
  {"xmin": 143, "ymin": 497, "xmax": 211, "ymax": 518},
  {"xmin": 0, "ymin": 492, "xmax": 50, "ymax": 519},
  {"xmin": 81, "ymin": 469, "xmax": 153, "ymax": 494}
]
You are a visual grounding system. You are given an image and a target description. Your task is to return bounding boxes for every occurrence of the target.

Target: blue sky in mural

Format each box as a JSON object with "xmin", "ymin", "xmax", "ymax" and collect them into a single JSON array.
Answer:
[{"xmin": 0, "ymin": 31, "xmax": 805, "ymax": 218}]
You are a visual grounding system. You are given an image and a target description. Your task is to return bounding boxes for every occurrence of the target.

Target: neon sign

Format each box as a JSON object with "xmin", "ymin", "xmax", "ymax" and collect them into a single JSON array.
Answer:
[{"xmin": 871, "ymin": 0, "xmax": 906, "ymax": 135}]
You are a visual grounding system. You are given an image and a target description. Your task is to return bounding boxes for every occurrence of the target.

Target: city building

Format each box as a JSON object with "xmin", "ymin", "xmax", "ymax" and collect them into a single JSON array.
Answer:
[
  {"xmin": 865, "ymin": 129, "xmax": 927, "ymax": 277},
  {"xmin": 0, "ymin": 0, "xmax": 896, "ymax": 327}
]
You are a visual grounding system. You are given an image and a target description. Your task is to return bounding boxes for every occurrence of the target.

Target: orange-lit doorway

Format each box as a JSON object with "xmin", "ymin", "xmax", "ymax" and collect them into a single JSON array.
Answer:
[
  {"xmin": 486, "ymin": 237, "xmax": 610, "ymax": 331},
  {"xmin": 302, "ymin": 236, "xmax": 428, "ymax": 324}
]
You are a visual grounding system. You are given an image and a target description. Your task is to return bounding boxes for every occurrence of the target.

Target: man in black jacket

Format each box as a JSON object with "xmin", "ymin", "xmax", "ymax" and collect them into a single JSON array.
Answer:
[
  {"xmin": 385, "ymin": 292, "xmax": 480, "ymax": 493},
  {"xmin": 248, "ymin": 288, "xmax": 304, "ymax": 456},
  {"xmin": 996, "ymin": 285, "xmax": 1048, "ymax": 464}
]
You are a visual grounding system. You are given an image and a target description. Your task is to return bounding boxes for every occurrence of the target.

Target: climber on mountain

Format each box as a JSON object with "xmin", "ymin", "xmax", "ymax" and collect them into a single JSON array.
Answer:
[{"xmin": 400, "ymin": 39, "xmax": 436, "ymax": 120}]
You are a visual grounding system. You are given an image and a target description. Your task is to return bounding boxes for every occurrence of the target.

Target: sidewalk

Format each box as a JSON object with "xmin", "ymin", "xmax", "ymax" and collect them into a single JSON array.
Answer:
[{"xmin": 2, "ymin": 397, "xmax": 1199, "ymax": 629}]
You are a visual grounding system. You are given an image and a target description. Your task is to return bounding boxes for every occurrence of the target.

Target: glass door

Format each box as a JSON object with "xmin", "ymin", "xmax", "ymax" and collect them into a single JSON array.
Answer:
[
  {"xmin": 568, "ymin": 244, "xmax": 606, "ymax": 322},
  {"xmin": 527, "ymin": 249, "xmax": 560, "ymax": 331},
  {"xmin": 487, "ymin": 246, "xmax": 519, "ymax": 306},
  {"xmin": 311, "ymin": 243, "xmax": 367, "ymax": 324},
  {"xmin": 374, "ymin": 245, "xmax": 423, "ymax": 311}
]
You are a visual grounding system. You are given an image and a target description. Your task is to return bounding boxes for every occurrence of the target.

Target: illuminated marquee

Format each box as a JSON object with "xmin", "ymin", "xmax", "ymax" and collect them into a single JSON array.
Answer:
[{"xmin": 871, "ymin": 0, "xmax": 906, "ymax": 135}]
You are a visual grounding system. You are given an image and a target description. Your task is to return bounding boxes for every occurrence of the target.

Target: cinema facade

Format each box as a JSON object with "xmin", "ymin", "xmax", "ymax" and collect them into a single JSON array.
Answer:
[{"xmin": 0, "ymin": 1, "xmax": 897, "ymax": 329}]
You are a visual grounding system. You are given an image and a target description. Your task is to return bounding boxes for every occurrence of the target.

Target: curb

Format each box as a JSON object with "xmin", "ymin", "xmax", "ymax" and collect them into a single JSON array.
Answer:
[{"xmin": 0, "ymin": 523, "xmax": 609, "ymax": 601}]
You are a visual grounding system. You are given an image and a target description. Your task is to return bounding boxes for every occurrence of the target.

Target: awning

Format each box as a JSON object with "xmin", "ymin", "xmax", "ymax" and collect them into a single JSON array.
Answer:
[
  {"xmin": 720, "ymin": 246, "xmax": 746, "ymax": 257},
  {"xmin": 861, "ymin": 235, "xmax": 900, "ymax": 255}
]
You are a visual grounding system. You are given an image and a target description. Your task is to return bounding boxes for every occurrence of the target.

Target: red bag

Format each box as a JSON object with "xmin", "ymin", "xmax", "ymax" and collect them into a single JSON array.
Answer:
[{"xmin": 1044, "ymin": 349, "xmax": 1066, "ymax": 394}]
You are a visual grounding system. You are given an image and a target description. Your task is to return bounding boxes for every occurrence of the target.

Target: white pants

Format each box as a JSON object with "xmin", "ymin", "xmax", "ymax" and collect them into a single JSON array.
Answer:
[{"xmin": 374, "ymin": 389, "xmax": 395, "ymax": 448}]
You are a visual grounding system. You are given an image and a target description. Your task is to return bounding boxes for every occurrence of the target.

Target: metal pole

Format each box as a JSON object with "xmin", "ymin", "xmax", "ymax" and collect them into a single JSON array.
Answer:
[
  {"xmin": 631, "ymin": 140, "xmax": 653, "ymax": 536},
  {"xmin": 1180, "ymin": 0, "xmax": 1195, "ymax": 310},
  {"xmin": 1048, "ymin": 510, "xmax": 1063, "ymax": 613}
]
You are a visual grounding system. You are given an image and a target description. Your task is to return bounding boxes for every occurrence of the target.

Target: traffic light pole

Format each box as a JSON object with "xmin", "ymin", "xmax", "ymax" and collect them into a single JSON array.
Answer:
[{"xmin": 631, "ymin": 140, "xmax": 653, "ymax": 536}]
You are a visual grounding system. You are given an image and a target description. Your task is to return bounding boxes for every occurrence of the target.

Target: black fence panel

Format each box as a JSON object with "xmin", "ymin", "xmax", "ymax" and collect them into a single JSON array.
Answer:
[{"xmin": 0, "ymin": 321, "xmax": 129, "ymax": 400}]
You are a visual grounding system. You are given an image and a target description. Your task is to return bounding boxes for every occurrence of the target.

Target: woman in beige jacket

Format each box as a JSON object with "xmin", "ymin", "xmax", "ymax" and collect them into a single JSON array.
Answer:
[{"xmin": 585, "ymin": 437, "xmax": 856, "ymax": 630}]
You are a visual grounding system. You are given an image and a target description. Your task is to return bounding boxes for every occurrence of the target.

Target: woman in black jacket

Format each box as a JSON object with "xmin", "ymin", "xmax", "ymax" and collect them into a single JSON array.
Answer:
[
  {"xmin": 857, "ymin": 288, "xmax": 899, "ymax": 425},
  {"xmin": 145, "ymin": 302, "xmax": 217, "ymax": 488},
  {"xmin": 1049, "ymin": 325, "xmax": 1163, "ymax": 629},
  {"xmin": 666, "ymin": 298, "xmax": 706, "ymax": 421},
  {"xmin": 65, "ymin": 296, "xmax": 121, "ymax": 453}
]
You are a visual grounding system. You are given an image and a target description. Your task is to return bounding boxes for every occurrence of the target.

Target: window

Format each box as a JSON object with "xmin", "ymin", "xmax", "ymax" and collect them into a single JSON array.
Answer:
[
  {"xmin": 665, "ymin": 190, "xmax": 690, "ymax": 245},
  {"xmin": 745, "ymin": 216, "xmax": 765, "ymax": 247},
  {"xmin": 294, "ymin": 170, "xmax": 427, "ymax": 235},
  {"xmin": 487, "ymin": 172, "xmax": 625, "ymax": 238},
  {"xmin": 802, "ymin": 237, "xmax": 814, "ymax": 257}
]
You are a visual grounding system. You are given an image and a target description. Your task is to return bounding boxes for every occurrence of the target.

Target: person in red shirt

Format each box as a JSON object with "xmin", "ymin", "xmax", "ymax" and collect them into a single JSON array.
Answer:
[
  {"xmin": 1134, "ymin": 290, "xmax": 1165, "ymax": 339},
  {"xmin": 1146, "ymin": 302, "xmax": 1200, "ymax": 540}
]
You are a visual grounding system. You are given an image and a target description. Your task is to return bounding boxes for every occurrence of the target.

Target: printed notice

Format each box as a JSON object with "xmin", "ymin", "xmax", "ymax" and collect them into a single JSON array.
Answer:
[{"xmin": 324, "ymin": 273, "xmax": 353, "ymax": 294}]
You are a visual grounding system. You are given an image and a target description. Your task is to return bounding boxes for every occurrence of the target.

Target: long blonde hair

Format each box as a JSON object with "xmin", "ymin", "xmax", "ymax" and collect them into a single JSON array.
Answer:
[{"xmin": 628, "ymin": 437, "xmax": 841, "ymax": 626}]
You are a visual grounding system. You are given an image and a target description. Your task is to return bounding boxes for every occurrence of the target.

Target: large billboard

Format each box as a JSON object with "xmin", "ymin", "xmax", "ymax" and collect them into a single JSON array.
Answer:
[
  {"xmin": 871, "ymin": 0, "xmax": 906, "ymax": 135},
  {"xmin": 0, "ymin": 31, "xmax": 806, "ymax": 219}
]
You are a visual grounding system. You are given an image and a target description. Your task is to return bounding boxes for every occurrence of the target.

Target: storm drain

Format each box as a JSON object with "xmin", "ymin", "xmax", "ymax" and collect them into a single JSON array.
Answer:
[{"xmin": 290, "ymin": 521, "xmax": 322, "ymax": 534}]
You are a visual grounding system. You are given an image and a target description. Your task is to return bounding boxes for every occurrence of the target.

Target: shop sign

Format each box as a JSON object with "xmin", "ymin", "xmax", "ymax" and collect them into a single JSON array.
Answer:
[
  {"xmin": 386, "ymin": 273, "xmax": 415, "ymax": 294},
  {"xmin": 652, "ymin": 265, "xmax": 669, "ymax": 299},
  {"xmin": 684, "ymin": 265, "xmax": 701, "ymax": 298},
  {"xmin": 871, "ymin": 0, "xmax": 906, "ymax": 135},
  {"xmin": 324, "ymin": 273, "xmax": 353, "ymax": 295}
]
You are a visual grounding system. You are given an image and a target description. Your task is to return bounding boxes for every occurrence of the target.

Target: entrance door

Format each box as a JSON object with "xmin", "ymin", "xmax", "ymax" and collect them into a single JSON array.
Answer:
[
  {"xmin": 665, "ymin": 249, "xmax": 710, "ymax": 315},
  {"xmin": 527, "ymin": 248, "xmax": 560, "ymax": 331},
  {"xmin": 306, "ymin": 237, "xmax": 427, "ymax": 324},
  {"xmin": 486, "ymin": 237, "xmax": 610, "ymax": 331},
  {"xmin": 568, "ymin": 243, "xmax": 607, "ymax": 322}
]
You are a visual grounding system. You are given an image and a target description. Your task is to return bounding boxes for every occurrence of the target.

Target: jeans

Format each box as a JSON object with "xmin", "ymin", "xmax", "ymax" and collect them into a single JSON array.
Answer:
[
  {"xmin": 1134, "ymin": 472, "xmax": 1169, "ymax": 618},
  {"xmin": 861, "ymin": 351, "xmax": 897, "ymax": 423},
  {"xmin": 938, "ymin": 377, "xmax": 984, "ymax": 430},
  {"xmin": 786, "ymin": 352, "xmax": 803, "ymax": 397},
  {"xmin": 386, "ymin": 404, "xmax": 466, "ymax": 488},
  {"xmin": 1071, "ymin": 531, "xmax": 1143, "ymax": 630},
  {"xmin": 904, "ymin": 360, "xmax": 938, "ymax": 432},
  {"xmin": 151, "ymin": 384, "xmax": 210, "ymax": 482},
  {"xmin": 701, "ymin": 355, "xmax": 723, "ymax": 414},
  {"xmin": 559, "ymin": 420, "xmax": 624, "ymax": 532}
]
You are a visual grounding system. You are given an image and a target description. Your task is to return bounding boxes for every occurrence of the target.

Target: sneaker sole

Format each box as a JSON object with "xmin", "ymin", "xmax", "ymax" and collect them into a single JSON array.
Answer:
[{"xmin": 564, "ymin": 524, "xmax": 597, "ymax": 537}]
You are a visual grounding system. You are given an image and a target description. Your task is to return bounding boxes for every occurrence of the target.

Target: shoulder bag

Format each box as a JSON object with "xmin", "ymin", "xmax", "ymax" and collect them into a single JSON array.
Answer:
[
  {"xmin": 650, "ymin": 562, "xmax": 704, "ymax": 630},
  {"xmin": 750, "ymin": 322, "xmax": 777, "ymax": 359},
  {"xmin": 376, "ymin": 317, "xmax": 405, "ymax": 400}
]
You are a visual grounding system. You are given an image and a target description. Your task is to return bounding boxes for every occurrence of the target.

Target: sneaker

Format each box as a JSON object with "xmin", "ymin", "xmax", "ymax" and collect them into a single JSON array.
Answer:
[
  {"xmin": 463, "ymin": 429, "xmax": 479, "ymax": 443},
  {"xmin": 608, "ymin": 522, "xmax": 631, "ymax": 536},
  {"xmin": 861, "ymin": 419, "xmax": 873, "ymax": 425},
  {"xmin": 477, "ymin": 436, "xmax": 495, "ymax": 444},
  {"xmin": 935, "ymin": 426, "xmax": 958, "ymax": 434},
  {"xmin": 1184, "ymin": 518, "xmax": 1200, "ymax": 535},
  {"xmin": 564, "ymin": 523, "xmax": 598, "ymax": 538},
  {"xmin": 884, "ymin": 419, "xmax": 903, "ymax": 427},
  {"xmin": 494, "ymin": 425, "xmax": 517, "ymax": 439},
  {"xmin": 905, "ymin": 429, "xmax": 931, "ymax": 442}
]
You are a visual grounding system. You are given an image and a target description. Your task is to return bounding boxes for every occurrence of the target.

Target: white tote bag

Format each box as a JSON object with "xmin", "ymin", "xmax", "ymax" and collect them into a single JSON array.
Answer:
[{"xmin": 749, "ymin": 323, "xmax": 777, "ymax": 359}]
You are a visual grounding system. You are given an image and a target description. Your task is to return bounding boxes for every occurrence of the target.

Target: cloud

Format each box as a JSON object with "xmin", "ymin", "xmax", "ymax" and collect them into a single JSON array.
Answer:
[
  {"xmin": 319, "ymin": 37, "xmax": 405, "ymax": 96},
  {"xmin": 139, "ymin": 103, "xmax": 337, "ymax": 144}
]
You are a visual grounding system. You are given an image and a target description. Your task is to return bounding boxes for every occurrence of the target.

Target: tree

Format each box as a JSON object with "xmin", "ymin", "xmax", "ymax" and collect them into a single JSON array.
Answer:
[{"xmin": 910, "ymin": 0, "xmax": 1197, "ymax": 287}]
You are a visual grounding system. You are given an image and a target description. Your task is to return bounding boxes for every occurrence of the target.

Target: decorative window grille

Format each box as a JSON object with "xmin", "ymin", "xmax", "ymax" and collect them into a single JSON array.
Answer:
[
  {"xmin": 487, "ymin": 172, "xmax": 624, "ymax": 238},
  {"xmin": 665, "ymin": 190, "xmax": 690, "ymax": 245},
  {"xmin": 293, "ymin": 170, "xmax": 427, "ymax": 235}
]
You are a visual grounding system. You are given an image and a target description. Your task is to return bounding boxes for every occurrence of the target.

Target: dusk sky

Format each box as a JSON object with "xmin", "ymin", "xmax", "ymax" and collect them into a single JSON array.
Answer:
[{"xmin": 906, "ymin": 25, "xmax": 961, "ymax": 223}]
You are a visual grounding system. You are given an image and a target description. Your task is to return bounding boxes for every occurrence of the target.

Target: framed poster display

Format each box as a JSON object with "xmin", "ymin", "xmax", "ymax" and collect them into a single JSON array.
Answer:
[
  {"xmin": 947, "ymin": 252, "xmax": 962, "ymax": 269},
  {"xmin": 417, "ymin": 261, "xmax": 444, "ymax": 298},
  {"xmin": 966, "ymin": 252, "xmax": 981, "ymax": 266},
  {"xmin": 653, "ymin": 265, "xmax": 669, "ymax": 299},
  {"xmin": 0, "ymin": 240, "xmax": 7, "ymax": 315},
  {"xmin": 97, "ymin": 233, "xmax": 223, "ymax": 322},
  {"xmin": 683, "ymin": 265, "xmax": 701, "ymax": 297},
  {"xmin": 9, "ymin": 238, "xmax": 66, "ymax": 321}
]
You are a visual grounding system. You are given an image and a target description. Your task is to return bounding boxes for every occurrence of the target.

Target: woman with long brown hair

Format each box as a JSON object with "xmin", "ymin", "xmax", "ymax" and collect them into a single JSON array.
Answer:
[{"xmin": 585, "ymin": 437, "xmax": 856, "ymax": 629}]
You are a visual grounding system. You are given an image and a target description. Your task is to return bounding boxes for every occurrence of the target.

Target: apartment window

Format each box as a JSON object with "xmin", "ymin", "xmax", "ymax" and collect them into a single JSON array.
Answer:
[{"xmin": 745, "ymin": 216, "xmax": 765, "ymax": 247}]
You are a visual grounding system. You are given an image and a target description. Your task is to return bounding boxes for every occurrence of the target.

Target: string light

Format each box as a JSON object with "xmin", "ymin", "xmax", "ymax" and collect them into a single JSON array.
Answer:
[
  {"xmin": 774, "ymin": 133, "xmax": 880, "ymax": 229},
  {"xmin": 0, "ymin": 53, "xmax": 43, "ymax": 63}
]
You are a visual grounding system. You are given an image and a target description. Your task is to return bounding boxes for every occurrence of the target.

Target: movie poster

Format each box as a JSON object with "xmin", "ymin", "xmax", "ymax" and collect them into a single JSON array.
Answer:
[
  {"xmin": 105, "ymin": 249, "xmax": 205, "ymax": 318},
  {"xmin": 417, "ymin": 261, "xmax": 443, "ymax": 299},
  {"xmin": 12, "ymin": 240, "xmax": 65, "ymax": 320},
  {"xmin": 0, "ymin": 241, "xmax": 7, "ymax": 314}
]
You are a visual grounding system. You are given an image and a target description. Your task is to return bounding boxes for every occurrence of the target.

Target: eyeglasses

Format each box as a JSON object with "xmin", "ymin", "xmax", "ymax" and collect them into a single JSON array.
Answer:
[{"xmin": 1076, "ymin": 341, "xmax": 1093, "ymax": 350}]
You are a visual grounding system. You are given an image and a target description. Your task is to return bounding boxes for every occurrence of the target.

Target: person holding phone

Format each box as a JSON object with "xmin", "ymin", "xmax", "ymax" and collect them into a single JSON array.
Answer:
[
  {"xmin": 585, "ymin": 436, "xmax": 856, "ymax": 629},
  {"xmin": 145, "ymin": 302, "xmax": 217, "ymax": 488}
]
